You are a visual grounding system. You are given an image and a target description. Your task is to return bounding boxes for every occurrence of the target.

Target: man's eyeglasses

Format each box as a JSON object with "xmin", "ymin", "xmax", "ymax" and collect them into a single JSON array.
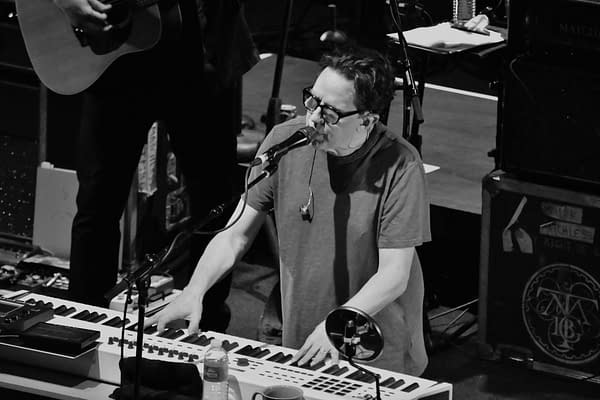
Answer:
[{"xmin": 302, "ymin": 87, "xmax": 360, "ymax": 125}]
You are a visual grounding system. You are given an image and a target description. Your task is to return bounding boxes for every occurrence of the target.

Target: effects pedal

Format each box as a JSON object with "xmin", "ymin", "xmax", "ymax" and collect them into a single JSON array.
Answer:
[{"xmin": 0, "ymin": 297, "xmax": 54, "ymax": 332}]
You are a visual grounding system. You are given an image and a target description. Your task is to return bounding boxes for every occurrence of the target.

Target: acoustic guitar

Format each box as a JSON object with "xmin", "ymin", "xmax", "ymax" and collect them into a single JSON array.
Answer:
[{"xmin": 15, "ymin": 0, "xmax": 180, "ymax": 95}]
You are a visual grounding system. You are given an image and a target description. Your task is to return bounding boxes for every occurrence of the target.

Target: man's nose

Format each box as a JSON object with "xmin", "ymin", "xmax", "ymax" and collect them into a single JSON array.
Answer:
[{"xmin": 308, "ymin": 106, "xmax": 324, "ymax": 125}]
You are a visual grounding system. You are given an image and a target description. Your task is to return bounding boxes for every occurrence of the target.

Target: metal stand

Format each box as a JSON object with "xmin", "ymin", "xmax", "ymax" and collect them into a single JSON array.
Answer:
[
  {"xmin": 265, "ymin": 0, "xmax": 294, "ymax": 133},
  {"xmin": 326, "ymin": 307, "xmax": 384, "ymax": 400},
  {"xmin": 388, "ymin": 1, "xmax": 425, "ymax": 153},
  {"xmin": 344, "ymin": 321, "xmax": 381, "ymax": 400},
  {"xmin": 133, "ymin": 274, "xmax": 151, "ymax": 400}
]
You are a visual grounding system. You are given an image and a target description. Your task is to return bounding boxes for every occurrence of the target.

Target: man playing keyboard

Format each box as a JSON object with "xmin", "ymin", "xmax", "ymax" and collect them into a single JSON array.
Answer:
[{"xmin": 146, "ymin": 45, "xmax": 431, "ymax": 376}]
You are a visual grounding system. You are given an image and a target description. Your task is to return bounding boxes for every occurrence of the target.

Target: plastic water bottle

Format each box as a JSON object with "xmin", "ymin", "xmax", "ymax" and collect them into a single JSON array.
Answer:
[{"xmin": 202, "ymin": 340, "xmax": 229, "ymax": 400}]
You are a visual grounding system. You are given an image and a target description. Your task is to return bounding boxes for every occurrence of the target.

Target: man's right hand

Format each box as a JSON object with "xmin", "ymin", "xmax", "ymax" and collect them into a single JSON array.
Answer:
[
  {"xmin": 144, "ymin": 288, "xmax": 205, "ymax": 335},
  {"xmin": 53, "ymin": 0, "xmax": 112, "ymax": 32}
]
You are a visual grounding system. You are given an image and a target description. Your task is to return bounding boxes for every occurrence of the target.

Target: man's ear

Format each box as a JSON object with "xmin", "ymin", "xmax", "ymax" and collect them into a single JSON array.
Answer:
[{"xmin": 362, "ymin": 113, "xmax": 380, "ymax": 127}]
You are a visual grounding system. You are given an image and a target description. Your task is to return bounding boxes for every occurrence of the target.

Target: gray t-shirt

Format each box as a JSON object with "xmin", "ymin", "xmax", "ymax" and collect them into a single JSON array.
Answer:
[{"xmin": 247, "ymin": 117, "xmax": 431, "ymax": 375}]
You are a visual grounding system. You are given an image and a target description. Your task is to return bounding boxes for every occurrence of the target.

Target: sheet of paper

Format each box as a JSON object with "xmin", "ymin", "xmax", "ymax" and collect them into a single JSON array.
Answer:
[{"xmin": 389, "ymin": 22, "xmax": 505, "ymax": 53}]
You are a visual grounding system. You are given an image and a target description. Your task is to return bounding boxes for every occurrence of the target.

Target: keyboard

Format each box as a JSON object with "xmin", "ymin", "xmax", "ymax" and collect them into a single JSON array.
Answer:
[{"xmin": 0, "ymin": 293, "xmax": 453, "ymax": 400}]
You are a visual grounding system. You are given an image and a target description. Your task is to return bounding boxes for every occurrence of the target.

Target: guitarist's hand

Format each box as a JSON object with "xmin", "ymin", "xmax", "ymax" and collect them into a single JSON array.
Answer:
[{"xmin": 54, "ymin": 0, "xmax": 113, "ymax": 32}]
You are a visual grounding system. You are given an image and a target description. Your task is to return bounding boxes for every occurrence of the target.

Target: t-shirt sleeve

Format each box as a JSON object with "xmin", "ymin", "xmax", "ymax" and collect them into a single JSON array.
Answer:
[
  {"xmin": 245, "ymin": 131, "xmax": 278, "ymax": 212},
  {"xmin": 378, "ymin": 160, "xmax": 431, "ymax": 248}
]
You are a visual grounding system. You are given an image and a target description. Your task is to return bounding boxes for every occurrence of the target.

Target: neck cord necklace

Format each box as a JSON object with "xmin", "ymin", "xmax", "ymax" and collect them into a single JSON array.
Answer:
[{"xmin": 299, "ymin": 148, "xmax": 317, "ymax": 220}]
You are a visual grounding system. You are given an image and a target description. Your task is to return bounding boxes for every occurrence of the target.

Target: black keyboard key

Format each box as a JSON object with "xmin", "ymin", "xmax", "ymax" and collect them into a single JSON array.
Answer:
[
  {"xmin": 222, "ymin": 341, "xmax": 239, "ymax": 352},
  {"xmin": 109, "ymin": 318, "xmax": 130, "ymax": 328},
  {"xmin": 246, "ymin": 347, "xmax": 269, "ymax": 358},
  {"xmin": 235, "ymin": 345, "xmax": 254, "ymax": 356},
  {"xmin": 401, "ymin": 382, "xmax": 419, "ymax": 392},
  {"xmin": 84, "ymin": 311, "xmax": 99, "ymax": 322},
  {"xmin": 126, "ymin": 323, "xmax": 138, "ymax": 331},
  {"xmin": 168, "ymin": 329, "xmax": 185, "ymax": 340},
  {"xmin": 161, "ymin": 329, "xmax": 185, "ymax": 340},
  {"xmin": 346, "ymin": 370, "xmax": 364, "ymax": 381},
  {"xmin": 196, "ymin": 335, "xmax": 212, "ymax": 346},
  {"xmin": 253, "ymin": 348, "xmax": 271, "ymax": 359},
  {"xmin": 267, "ymin": 352, "xmax": 286, "ymax": 363},
  {"xmin": 54, "ymin": 305, "xmax": 68, "ymax": 315},
  {"xmin": 389, "ymin": 379, "xmax": 405, "ymax": 389},
  {"xmin": 89, "ymin": 313, "xmax": 108, "ymax": 323},
  {"xmin": 157, "ymin": 328, "xmax": 175, "ymax": 338},
  {"xmin": 329, "ymin": 366, "xmax": 348, "ymax": 376},
  {"xmin": 181, "ymin": 334, "xmax": 199, "ymax": 344},
  {"xmin": 279, "ymin": 354, "xmax": 293, "ymax": 363},
  {"xmin": 62, "ymin": 307, "xmax": 77, "ymax": 317},
  {"xmin": 103, "ymin": 316, "xmax": 122, "ymax": 327},
  {"xmin": 380, "ymin": 377, "xmax": 396, "ymax": 387},
  {"xmin": 307, "ymin": 360, "xmax": 326, "ymax": 371},
  {"xmin": 360, "ymin": 373, "xmax": 375, "ymax": 383},
  {"xmin": 72, "ymin": 310, "xmax": 91, "ymax": 320},
  {"xmin": 144, "ymin": 325, "xmax": 158, "ymax": 334},
  {"xmin": 322, "ymin": 365, "xmax": 341, "ymax": 375}
]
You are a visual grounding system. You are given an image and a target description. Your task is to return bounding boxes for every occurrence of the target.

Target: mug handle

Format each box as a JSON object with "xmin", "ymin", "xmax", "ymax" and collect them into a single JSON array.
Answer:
[{"xmin": 252, "ymin": 393, "xmax": 263, "ymax": 400}]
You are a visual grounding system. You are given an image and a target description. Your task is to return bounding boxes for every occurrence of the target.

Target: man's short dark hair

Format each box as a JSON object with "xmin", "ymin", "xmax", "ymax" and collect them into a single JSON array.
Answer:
[{"xmin": 319, "ymin": 46, "xmax": 395, "ymax": 115}]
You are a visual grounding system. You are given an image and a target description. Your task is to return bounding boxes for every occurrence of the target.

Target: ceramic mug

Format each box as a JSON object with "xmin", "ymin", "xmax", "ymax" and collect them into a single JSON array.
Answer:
[{"xmin": 251, "ymin": 385, "xmax": 304, "ymax": 400}]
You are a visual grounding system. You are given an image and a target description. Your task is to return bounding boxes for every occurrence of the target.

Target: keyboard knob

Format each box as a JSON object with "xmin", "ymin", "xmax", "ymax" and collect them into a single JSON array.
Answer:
[{"xmin": 237, "ymin": 358, "xmax": 249, "ymax": 367}]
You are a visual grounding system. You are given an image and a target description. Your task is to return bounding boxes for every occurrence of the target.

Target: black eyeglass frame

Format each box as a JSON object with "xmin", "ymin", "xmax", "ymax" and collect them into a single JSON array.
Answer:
[{"xmin": 302, "ymin": 87, "xmax": 362, "ymax": 125}]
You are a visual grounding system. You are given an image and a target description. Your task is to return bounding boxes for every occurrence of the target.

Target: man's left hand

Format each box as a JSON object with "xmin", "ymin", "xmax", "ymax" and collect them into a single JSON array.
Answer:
[{"xmin": 290, "ymin": 321, "xmax": 340, "ymax": 367}]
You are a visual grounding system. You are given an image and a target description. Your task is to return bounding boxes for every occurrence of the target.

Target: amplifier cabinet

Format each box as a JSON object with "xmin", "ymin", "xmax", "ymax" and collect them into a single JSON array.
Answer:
[
  {"xmin": 479, "ymin": 171, "xmax": 600, "ymax": 382},
  {"xmin": 499, "ymin": 56, "xmax": 600, "ymax": 188}
]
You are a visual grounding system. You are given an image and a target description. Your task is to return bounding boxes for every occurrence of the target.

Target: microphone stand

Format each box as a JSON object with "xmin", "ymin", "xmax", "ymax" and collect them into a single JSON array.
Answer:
[
  {"xmin": 105, "ymin": 160, "xmax": 281, "ymax": 400},
  {"xmin": 133, "ymin": 269, "xmax": 150, "ymax": 400},
  {"xmin": 265, "ymin": 0, "xmax": 294, "ymax": 133},
  {"xmin": 389, "ymin": 0, "xmax": 424, "ymax": 154},
  {"xmin": 343, "ymin": 321, "xmax": 381, "ymax": 400}
]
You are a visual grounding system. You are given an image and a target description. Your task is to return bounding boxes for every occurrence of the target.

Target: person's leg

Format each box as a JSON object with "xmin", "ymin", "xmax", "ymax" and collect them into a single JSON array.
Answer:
[{"xmin": 69, "ymin": 86, "xmax": 155, "ymax": 307}]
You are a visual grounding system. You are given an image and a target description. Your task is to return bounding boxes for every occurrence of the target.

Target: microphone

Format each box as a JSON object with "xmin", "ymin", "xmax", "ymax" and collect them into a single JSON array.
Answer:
[{"xmin": 250, "ymin": 126, "xmax": 317, "ymax": 166}]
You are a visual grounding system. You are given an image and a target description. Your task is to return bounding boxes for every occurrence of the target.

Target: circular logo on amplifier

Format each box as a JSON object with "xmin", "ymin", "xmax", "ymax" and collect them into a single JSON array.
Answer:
[{"xmin": 522, "ymin": 263, "xmax": 600, "ymax": 365}]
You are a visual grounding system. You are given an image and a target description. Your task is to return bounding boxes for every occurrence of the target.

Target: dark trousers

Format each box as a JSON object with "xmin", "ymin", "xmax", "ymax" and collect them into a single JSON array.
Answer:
[{"xmin": 68, "ymin": 0, "xmax": 235, "ymax": 331}]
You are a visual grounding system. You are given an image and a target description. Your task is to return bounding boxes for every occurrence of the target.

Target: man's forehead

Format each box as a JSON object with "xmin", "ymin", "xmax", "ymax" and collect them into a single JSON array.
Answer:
[{"xmin": 313, "ymin": 68, "xmax": 355, "ymax": 107}]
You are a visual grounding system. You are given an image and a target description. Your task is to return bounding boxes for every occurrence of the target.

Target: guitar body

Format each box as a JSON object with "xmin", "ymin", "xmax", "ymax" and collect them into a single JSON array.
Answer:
[{"xmin": 15, "ymin": 0, "xmax": 166, "ymax": 95}]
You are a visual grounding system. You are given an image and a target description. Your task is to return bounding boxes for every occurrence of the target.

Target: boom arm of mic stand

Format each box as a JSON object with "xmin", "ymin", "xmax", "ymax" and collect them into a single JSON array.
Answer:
[
  {"xmin": 403, "ymin": 64, "xmax": 423, "ymax": 124},
  {"xmin": 192, "ymin": 162, "xmax": 278, "ymax": 232},
  {"xmin": 265, "ymin": 0, "xmax": 294, "ymax": 133},
  {"xmin": 389, "ymin": 0, "xmax": 425, "ymax": 152},
  {"xmin": 104, "ymin": 161, "xmax": 280, "ymax": 302}
]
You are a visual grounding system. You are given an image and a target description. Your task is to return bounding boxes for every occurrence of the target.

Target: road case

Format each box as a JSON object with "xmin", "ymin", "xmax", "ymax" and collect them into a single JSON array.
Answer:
[{"xmin": 479, "ymin": 171, "xmax": 600, "ymax": 383}]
